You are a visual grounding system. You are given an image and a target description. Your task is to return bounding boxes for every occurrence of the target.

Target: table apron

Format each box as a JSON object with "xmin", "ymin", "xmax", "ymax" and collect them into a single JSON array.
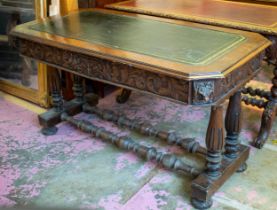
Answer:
[{"xmin": 16, "ymin": 38, "xmax": 264, "ymax": 106}]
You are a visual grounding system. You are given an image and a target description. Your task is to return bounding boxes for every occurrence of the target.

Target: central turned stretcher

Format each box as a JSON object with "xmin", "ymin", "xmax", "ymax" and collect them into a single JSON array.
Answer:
[{"xmin": 10, "ymin": 9, "xmax": 270, "ymax": 209}]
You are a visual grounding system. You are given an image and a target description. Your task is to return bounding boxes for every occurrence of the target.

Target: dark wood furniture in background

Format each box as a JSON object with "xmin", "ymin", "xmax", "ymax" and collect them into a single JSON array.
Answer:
[
  {"xmin": 107, "ymin": 0, "xmax": 277, "ymax": 149},
  {"xmin": 11, "ymin": 9, "xmax": 270, "ymax": 209}
]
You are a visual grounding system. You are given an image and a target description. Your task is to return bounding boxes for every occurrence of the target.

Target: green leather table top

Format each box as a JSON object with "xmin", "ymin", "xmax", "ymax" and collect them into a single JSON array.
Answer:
[{"xmin": 30, "ymin": 11, "xmax": 246, "ymax": 66}]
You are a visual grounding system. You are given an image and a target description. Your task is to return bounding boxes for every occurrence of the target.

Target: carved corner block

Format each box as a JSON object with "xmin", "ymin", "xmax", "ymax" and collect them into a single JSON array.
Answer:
[{"xmin": 192, "ymin": 80, "xmax": 215, "ymax": 104}]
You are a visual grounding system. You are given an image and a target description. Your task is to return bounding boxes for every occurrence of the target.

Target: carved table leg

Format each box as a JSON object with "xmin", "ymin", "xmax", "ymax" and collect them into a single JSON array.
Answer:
[
  {"xmin": 191, "ymin": 104, "xmax": 250, "ymax": 209},
  {"xmin": 40, "ymin": 68, "xmax": 63, "ymax": 135},
  {"xmin": 116, "ymin": 88, "xmax": 132, "ymax": 104},
  {"xmin": 225, "ymin": 91, "xmax": 247, "ymax": 172},
  {"xmin": 39, "ymin": 73, "xmax": 87, "ymax": 136},
  {"xmin": 191, "ymin": 105, "xmax": 224, "ymax": 209},
  {"xmin": 205, "ymin": 106, "xmax": 224, "ymax": 179}
]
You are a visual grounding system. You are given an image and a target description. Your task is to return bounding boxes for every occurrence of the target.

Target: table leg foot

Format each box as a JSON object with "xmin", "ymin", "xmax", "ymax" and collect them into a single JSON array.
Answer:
[
  {"xmin": 191, "ymin": 198, "xmax": 213, "ymax": 210},
  {"xmin": 116, "ymin": 89, "xmax": 132, "ymax": 104},
  {"xmin": 41, "ymin": 126, "xmax": 58, "ymax": 136},
  {"xmin": 253, "ymin": 101, "xmax": 276, "ymax": 149},
  {"xmin": 236, "ymin": 162, "xmax": 247, "ymax": 173},
  {"xmin": 191, "ymin": 145, "xmax": 250, "ymax": 210}
]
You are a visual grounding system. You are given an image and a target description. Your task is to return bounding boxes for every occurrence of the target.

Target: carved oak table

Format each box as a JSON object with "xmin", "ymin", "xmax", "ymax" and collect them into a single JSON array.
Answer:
[
  {"xmin": 11, "ymin": 9, "xmax": 270, "ymax": 209},
  {"xmin": 107, "ymin": 0, "xmax": 277, "ymax": 149}
]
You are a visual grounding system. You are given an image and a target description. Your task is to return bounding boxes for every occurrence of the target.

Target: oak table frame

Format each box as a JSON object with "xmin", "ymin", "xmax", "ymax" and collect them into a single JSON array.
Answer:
[
  {"xmin": 10, "ymin": 9, "xmax": 270, "ymax": 209},
  {"xmin": 107, "ymin": 0, "xmax": 277, "ymax": 149}
]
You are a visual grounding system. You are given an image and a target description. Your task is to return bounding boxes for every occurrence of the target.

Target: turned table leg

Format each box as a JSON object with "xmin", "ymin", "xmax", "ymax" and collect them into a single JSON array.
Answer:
[
  {"xmin": 40, "ymin": 68, "xmax": 63, "ymax": 135},
  {"xmin": 116, "ymin": 88, "xmax": 132, "ymax": 104},
  {"xmin": 72, "ymin": 75, "xmax": 84, "ymax": 102},
  {"xmin": 191, "ymin": 105, "xmax": 224, "ymax": 209},
  {"xmin": 225, "ymin": 91, "xmax": 247, "ymax": 172},
  {"xmin": 205, "ymin": 105, "xmax": 224, "ymax": 179},
  {"xmin": 39, "ymin": 73, "xmax": 87, "ymax": 136}
]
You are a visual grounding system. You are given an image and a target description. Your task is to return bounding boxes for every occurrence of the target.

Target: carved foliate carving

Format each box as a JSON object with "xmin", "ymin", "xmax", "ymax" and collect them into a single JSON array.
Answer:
[
  {"xmin": 215, "ymin": 54, "xmax": 262, "ymax": 101},
  {"xmin": 19, "ymin": 39, "xmax": 190, "ymax": 103},
  {"xmin": 16, "ymin": 38, "xmax": 264, "ymax": 105},
  {"xmin": 193, "ymin": 80, "xmax": 214, "ymax": 104}
]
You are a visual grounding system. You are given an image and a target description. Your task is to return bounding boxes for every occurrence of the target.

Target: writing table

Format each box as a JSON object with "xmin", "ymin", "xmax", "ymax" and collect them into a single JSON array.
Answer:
[
  {"xmin": 107, "ymin": 0, "xmax": 277, "ymax": 149},
  {"xmin": 10, "ymin": 9, "xmax": 270, "ymax": 209}
]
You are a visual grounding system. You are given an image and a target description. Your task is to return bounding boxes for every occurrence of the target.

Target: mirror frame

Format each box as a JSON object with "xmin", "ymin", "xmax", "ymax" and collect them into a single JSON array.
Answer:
[{"xmin": 0, "ymin": 0, "xmax": 50, "ymax": 107}]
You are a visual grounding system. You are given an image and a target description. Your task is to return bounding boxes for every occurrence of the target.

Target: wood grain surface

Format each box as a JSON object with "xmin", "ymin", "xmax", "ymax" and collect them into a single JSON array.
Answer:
[{"xmin": 107, "ymin": 0, "xmax": 277, "ymax": 35}]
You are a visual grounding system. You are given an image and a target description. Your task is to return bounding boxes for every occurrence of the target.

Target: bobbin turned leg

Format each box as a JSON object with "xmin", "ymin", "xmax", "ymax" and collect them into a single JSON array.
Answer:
[
  {"xmin": 116, "ymin": 88, "xmax": 132, "ymax": 104},
  {"xmin": 254, "ymin": 66, "xmax": 277, "ymax": 148},
  {"xmin": 191, "ymin": 105, "xmax": 224, "ymax": 209},
  {"xmin": 225, "ymin": 91, "xmax": 247, "ymax": 172},
  {"xmin": 40, "ymin": 69, "xmax": 63, "ymax": 135}
]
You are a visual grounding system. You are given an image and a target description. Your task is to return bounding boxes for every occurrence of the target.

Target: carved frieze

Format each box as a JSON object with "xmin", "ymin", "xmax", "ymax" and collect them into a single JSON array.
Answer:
[
  {"xmin": 19, "ymin": 39, "xmax": 189, "ymax": 103},
  {"xmin": 214, "ymin": 54, "xmax": 263, "ymax": 102},
  {"xmin": 17, "ymin": 38, "xmax": 263, "ymax": 105}
]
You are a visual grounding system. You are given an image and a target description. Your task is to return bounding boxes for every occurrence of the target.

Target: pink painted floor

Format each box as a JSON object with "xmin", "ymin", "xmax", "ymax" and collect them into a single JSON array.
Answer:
[{"xmin": 0, "ymin": 65, "xmax": 277, "ymax": 210}]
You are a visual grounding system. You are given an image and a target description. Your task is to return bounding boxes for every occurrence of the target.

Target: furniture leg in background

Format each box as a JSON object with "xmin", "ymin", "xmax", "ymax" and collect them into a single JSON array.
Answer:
[
  {"xmin": 243, "ymin": 36, "xmax": 277, "ymax": 148},
  {"xmin": 116, "ymin": 88, "xmax": 132, "ymax": 103}
]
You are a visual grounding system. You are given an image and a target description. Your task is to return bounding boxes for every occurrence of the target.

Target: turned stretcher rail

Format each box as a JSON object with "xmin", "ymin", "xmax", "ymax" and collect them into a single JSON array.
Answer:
[
  {"xmin": 82, "ymin": 104, "xmax": 207, "ymax": 156},
  {"xmin": 61, "ymin": 112, "xmax": 201, "ymax": 176},
  {"xmin": 242, "ymin": 87, "xmax": 271, "ymax": 100},
  {"xmin": 242, "ymin": 95, "xmax": 267, "ymax": 108}
]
